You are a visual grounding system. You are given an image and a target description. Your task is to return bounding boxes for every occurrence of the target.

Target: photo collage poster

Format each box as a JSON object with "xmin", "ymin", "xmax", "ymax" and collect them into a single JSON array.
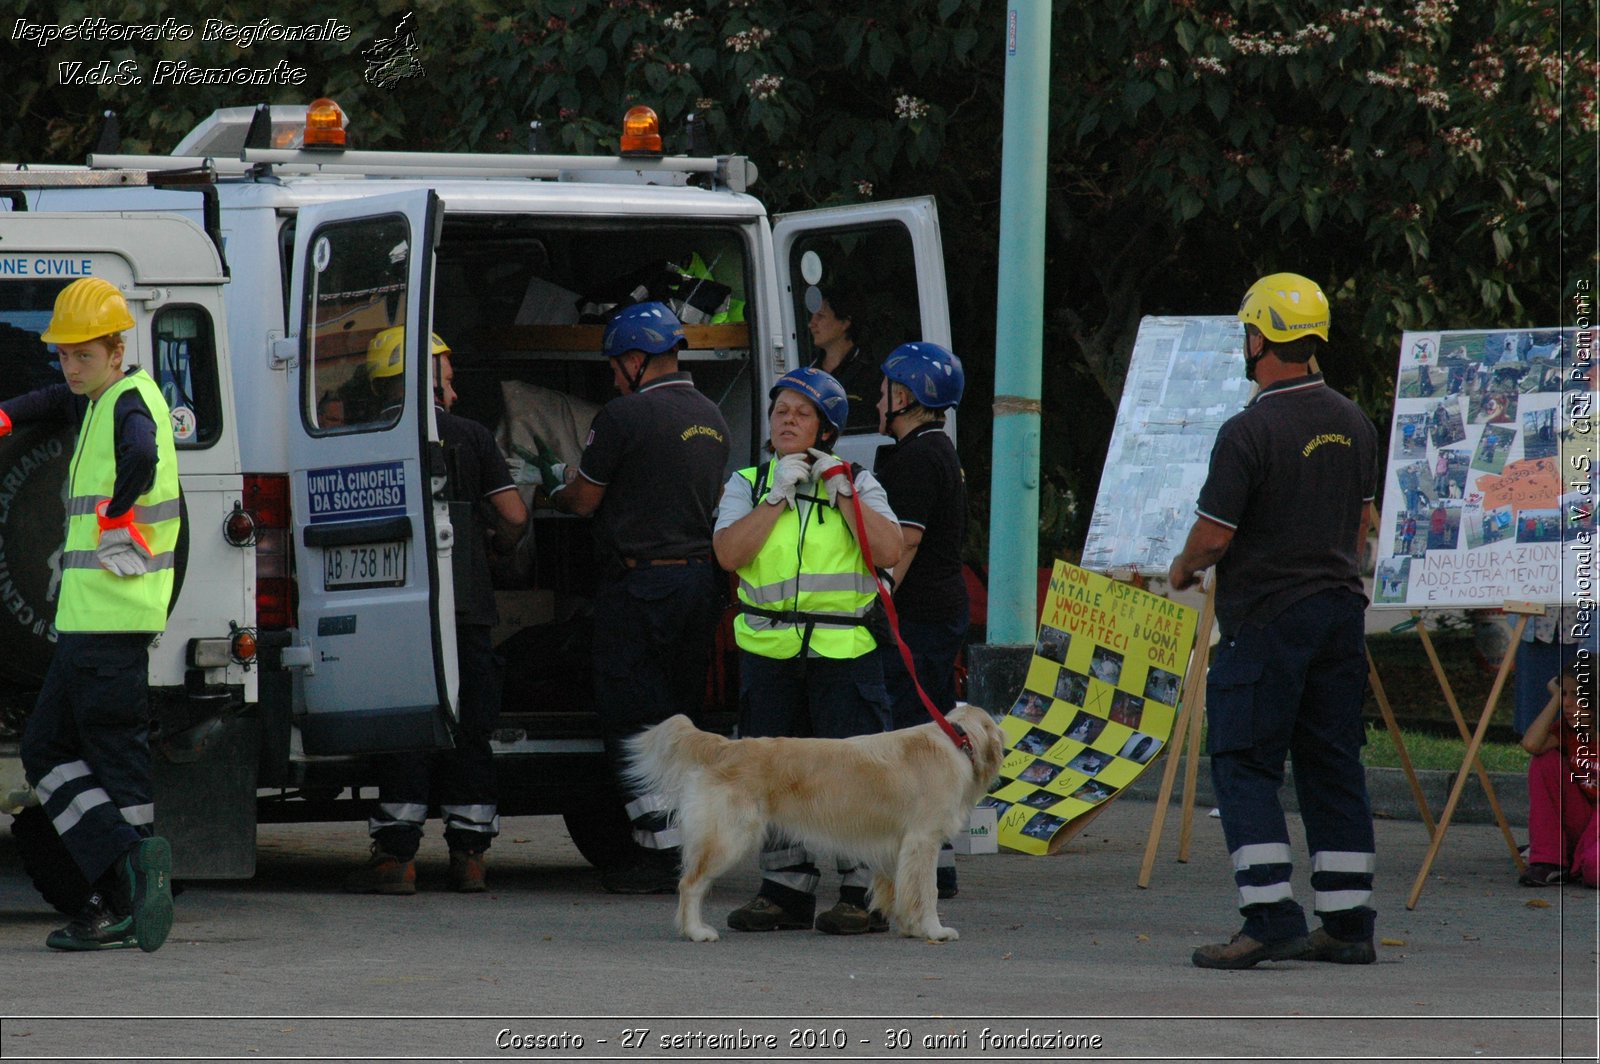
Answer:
[
  {"xmin": 1082, "ymin": 316, "xmax": 1251, "ymax": 573},
  {"xmin": 1373, "ymin": 328, "xmax": 1598, "ymax": 608},
  {"xmin": 987, "ymin": 562, "xmax": 1199, "ymax": 855}
]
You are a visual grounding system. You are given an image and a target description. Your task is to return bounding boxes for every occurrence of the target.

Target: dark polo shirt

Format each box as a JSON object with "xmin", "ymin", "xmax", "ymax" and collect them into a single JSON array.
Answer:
[
  {"xmin": 875, "ymin": 422, "xmax": 968, "ymax": 621},
  {"xmin": 1195, "ymin": 373, "xmax": 1378, "ymax": 633},
  {"xmin": 578, "ymin": 371, "xmax": 730, "ymax": 566}
]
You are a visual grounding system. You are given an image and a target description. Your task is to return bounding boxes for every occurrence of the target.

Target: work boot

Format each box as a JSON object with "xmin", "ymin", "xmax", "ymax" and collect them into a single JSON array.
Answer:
[
  {"xmin": 599, "ymin": 851, "xmax": 678, "ymax": 895},
  {"xmin": 46, "ymin": 892, "xmax": 138, "ymax": 952},
  {"xmin": 937, "ymin": 864, "xmax": 959, "ymax": 900},
  {"xmin": 814, "ymin": 900, "xmax": 889, "ymax": 935},
  {"xmin": 117, "ymin": 836, "xmax": 173, "ymax": 953},
  {"xmin": 448, "ymin": 850, "xmax": 487, "ymax": 893},
  {"xmin": 1303, "ymin": 927, "xmax": 1377, "ymax": 965},
  {"xmin": 344, "ymin": 843, "xmax": 417, "ymax": 895},
  {"xmin": 1191, "ymin": 931, "xmax": 1310, "ymax": 970},
  {"xmin": 727, "ymin": 895, "xmax": 813, "ymax": 932}
]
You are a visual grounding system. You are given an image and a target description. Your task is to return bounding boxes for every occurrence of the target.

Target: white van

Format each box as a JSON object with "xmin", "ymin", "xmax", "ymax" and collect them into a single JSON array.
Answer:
[{"xmin": 0, "ymin": 102, "xmax": 952, "ymax": 893}]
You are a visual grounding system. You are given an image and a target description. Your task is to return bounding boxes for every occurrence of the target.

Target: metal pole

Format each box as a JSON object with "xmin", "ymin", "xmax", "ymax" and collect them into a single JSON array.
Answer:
[{"xmin": 985, "ymin": 1, "xmax": 1051, "ymax": 645}]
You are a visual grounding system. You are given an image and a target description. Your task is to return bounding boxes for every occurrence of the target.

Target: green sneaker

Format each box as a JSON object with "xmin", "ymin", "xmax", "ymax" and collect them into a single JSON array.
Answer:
[
  {"xmin": 46, "ymin": 894, "xmax": 138, "ymax": 952},
  {"xmin": 119, "ymin": 836, "xmax": 174, "ymax": 953}
]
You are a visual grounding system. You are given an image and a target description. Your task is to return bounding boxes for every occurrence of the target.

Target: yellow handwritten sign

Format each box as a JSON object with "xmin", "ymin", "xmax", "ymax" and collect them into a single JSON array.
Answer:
[{"xmin": 985, "ymin": 560, "xmax": 1199, "ymax": 855}]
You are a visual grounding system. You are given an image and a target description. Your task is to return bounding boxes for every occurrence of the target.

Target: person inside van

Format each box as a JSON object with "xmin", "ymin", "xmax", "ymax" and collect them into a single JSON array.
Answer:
[{"xmin": 807, "ymin": 287, "xmax": 882, "ymax": 433}]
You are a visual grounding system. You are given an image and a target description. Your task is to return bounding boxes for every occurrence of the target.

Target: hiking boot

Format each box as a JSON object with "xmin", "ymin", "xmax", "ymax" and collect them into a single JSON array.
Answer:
[
  {"xmin": 1191, "ymin": 931, "xmax": 1310, "ymax": 970},
  {"xmin": 1303, "ymin": 927, "xmax": 1377, "ymax": 965},
  {"xmin": 344, "ymin": 844, "xmax": 417, "ymax": 895},
  {"xmin": 46, "ymin": 893, "xmax": 138, "ymax": 952},
  {"xmin": 937, "ymin": 864, "xmax": 959, "ymax": 900},
  {"xmin": 599, "ymin": 855, "xmax": 678, "ymax": 895},
  {"xmin": 448, "ymin": 850, "xmax": 487, "ymax": 893},
  {"xmin": 727, "ymin": 895, "xmax": 813, "ymax": 932},
  {"xmin": 117, "ymin": 836, "xmax": 173, "ymax": 953},
  {"xmin": 815, "ymin": 900, "xmax": 890, "ymax": 935},
  {"xmin": 1518, "ymin": 862, "xmax": 1571, "ymax": 887}
]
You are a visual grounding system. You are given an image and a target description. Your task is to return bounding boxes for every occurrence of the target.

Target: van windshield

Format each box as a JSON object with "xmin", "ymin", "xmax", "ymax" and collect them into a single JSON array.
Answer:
[{"xmin": 0, "ymin": 280, "xmax": 222, "ymax": 448}]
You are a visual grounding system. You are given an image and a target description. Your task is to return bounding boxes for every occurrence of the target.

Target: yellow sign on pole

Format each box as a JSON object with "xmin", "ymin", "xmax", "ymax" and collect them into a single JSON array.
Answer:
[{"xmin": 987, "ymin": 561, "xmax": 1200, "ymax": 855}]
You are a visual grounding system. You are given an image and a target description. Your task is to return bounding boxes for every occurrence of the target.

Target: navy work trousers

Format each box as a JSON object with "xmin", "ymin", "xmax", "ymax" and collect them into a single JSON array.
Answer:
[
  {"xmin": 591, "ymin": 560, "xmax": 723, "ymax": 792},
  {"xmin": 881, "ymin": 611, "xmax": 968, "ymax": 731},
  {"xmin": 739, "ymin": 649, "xmax": 889, "ymax": 904},
  {"xmin": 1207, "ymin": 588, "xmax": 1376, "ymax": 944},
  {"xmin": 371, "ymin": 623, "xmax": 503, "ymax": 859},
  {"xmin": 21, "ymin": 632, "xmax": 155, "ymax": 884}
]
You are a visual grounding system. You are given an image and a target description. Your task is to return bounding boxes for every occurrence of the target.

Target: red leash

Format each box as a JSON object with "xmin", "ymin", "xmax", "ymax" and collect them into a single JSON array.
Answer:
[{"xmin": 819, "ymin": 459, "xmax": 974, "ymax": 760}]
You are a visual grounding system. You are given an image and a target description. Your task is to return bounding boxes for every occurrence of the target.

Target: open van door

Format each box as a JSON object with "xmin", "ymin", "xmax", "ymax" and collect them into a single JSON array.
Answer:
[
  {"xmin": 772, "ymin": 197, "xmax": 953, "ymax": 467},
  {"xmin": 284, "ymin": 190, "xmax": 458, "ymax": 756}
]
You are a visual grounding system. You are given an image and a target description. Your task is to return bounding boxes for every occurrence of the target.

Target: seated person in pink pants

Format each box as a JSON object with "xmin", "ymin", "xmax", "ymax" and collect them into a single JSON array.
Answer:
[{"xmin": 1519, "ymin": 662, "xmax": 1598, "ymax": 887}]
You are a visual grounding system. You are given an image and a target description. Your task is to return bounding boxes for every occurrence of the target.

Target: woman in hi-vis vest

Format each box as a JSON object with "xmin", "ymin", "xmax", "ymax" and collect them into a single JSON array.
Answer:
[
  {"xmin": 0, "ymin": 277, "xmax": 177, "ymax": 954},
  {"xmin": 711, "ymin": 366, "xmax": 902, "ymax": 936}
]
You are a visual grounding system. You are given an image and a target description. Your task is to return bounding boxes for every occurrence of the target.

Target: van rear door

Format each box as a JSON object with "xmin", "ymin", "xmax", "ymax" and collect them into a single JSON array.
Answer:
[
  {"xmin": 285, "ymin": 190, "xmax": 458, "ymax": 755},
  {"xmin": 771, "ymin": 197, "xmax": 954, "ymax": 464}
]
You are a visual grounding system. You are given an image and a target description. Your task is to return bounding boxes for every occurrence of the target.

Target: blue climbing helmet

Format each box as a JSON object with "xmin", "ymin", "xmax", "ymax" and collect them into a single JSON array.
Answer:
[
  {"xmin": 602, "ymin": 301, "xmax": 686, "ymax": 359},
  {"xmin": 881, "ymin": 342, "xmax": 965, "ymax": 410},
  {"xmin": 769, "ymin": 366, "xmax": 849, "ymax": 438}
]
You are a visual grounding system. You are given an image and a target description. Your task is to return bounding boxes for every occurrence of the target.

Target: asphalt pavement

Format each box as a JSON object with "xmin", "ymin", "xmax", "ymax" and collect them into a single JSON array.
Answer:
[{"xmin": 2, "ymin": 789, "xmax": 1595, "ymax": 1064}]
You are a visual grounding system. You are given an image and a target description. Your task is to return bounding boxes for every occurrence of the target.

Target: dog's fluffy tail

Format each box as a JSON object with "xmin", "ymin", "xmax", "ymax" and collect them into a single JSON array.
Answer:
[{"xmin": 623, "ymin": 715, "xmax": 723, "ymax": 804}]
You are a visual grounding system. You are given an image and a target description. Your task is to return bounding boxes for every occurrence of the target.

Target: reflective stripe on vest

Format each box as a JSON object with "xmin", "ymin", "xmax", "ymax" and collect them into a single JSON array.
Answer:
[
  {"xmin": 56, "ymin": 370, "xmax": 180, "ymax": 633},
  {"xmin": 732, "ymin": 465, "xmax": 877, "ymax": 659}
]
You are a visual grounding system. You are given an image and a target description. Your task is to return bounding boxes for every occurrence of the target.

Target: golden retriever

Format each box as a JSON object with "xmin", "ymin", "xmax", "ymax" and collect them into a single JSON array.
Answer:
[{"xmin": 624, "ymin": 703, "xmax": 1006, "ymax": 943}]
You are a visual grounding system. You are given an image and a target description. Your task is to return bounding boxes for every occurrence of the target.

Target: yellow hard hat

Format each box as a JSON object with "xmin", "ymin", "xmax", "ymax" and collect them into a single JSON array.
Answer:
[
  {"xmin": 366, "ymin": 327, "xmax": 451, "ymax": 381},
  {"xmin": 40, "ymin": 278, "xmax": 135, "ymax": 344},
  {"xmin": 1237, "ymin": 273, "xmax": 1330, "ymax": 343}
]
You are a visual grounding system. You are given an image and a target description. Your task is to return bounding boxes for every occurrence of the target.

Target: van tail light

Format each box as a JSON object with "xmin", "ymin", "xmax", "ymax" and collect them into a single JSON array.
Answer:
[{"xmin": 244, "ymin": 473, "xmax": 296, "ymax": 630}]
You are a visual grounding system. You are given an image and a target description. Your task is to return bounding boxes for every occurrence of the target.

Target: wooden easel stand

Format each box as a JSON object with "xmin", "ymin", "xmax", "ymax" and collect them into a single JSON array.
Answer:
[
  {"xmin": 1365, "ymin": 653, "xmax": 1436, "ymax": 835},
  {"xmin": 1138, "ymin": 578, "xmax": 1215, "ymax": 887},
  {"xmin": 1410, "ymin": 611, "xmax": 1523, "ymax": 868},
  {"xmin": 1407, "ymin": 609, "xmax": 1534, "ymax": 909}
]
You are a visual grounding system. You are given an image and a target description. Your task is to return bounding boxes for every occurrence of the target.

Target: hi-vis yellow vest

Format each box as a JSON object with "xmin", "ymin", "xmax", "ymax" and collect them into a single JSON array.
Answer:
[
  {"xmin": 733, "ymin": 463, "xmax": 877, "ymax": 660},
  {"xmin": 57, "ymin": 370, "xmax": 180, "ymax": 633}
]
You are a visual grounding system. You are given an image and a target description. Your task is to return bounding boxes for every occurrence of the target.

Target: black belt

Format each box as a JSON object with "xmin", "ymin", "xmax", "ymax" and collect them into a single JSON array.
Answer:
[{"xmin": 622, "ymin": 556, "xmax": 709, "ymax": 568}]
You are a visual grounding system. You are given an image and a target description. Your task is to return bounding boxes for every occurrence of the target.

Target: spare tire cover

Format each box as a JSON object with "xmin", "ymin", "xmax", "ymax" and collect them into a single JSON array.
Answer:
[{"xmin": 0, "ymin": 422, "xmax": 72, "ymax": 685}]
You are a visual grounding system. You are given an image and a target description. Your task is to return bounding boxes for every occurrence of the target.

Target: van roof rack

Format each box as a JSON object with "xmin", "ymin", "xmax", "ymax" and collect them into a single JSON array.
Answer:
[
  {"xmin": 79, "ymin": 148, "xmax": 757, "ymax": 193},
  {"xmin": 0, "ymin": 164, "xmax": 229, "ymax": 277}
]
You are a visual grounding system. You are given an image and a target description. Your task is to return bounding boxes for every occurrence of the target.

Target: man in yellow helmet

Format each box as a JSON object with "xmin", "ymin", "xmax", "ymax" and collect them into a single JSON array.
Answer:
[
  {"xmin": 344, "ymin": 328, "xmax": 527, "ymax": 894},
  {"xmin": 0, "ymin": 277, "xmax": 178, "ymax": 953},
  {"xmin": 1170, "ymin": 273, "xmax": 1381, "ymax": 970}
]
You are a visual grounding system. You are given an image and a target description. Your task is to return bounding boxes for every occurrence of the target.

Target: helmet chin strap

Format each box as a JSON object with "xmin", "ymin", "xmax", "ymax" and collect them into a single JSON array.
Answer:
[
  {"xmin": 1244, "ymin": 349, "xmax": 1268, "ymax": 382},
  {"xmin": 884, "ymin": 382, "xmax": 921, "ymax": 429},
  {"xmin": 1243, "ymin": 331, "xmax": 1270, "ymax": 382},
  {"xmin": 885, "ymin": 400, "xmax": 918, "ymax": 426},
  {"xmin": 625, "ymin": 351, "xmax": 654, "ymax": 393}
]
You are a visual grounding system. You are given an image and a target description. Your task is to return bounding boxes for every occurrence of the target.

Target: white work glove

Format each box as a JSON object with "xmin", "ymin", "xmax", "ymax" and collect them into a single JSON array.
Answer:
[
  {"xmin": 504, "ymin": 454, "xmax": 531, "ymax": 485},
  {"xmin": 765, "ymin": 452, "xmax": 811, "ymax": 508},
  {"xmin": 807, "ymin": 448, "xmax": 853, "ymax": 506},
  {"xmin": 96, "ymin": 527, "xmax": 152, "ymax": 577}
]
